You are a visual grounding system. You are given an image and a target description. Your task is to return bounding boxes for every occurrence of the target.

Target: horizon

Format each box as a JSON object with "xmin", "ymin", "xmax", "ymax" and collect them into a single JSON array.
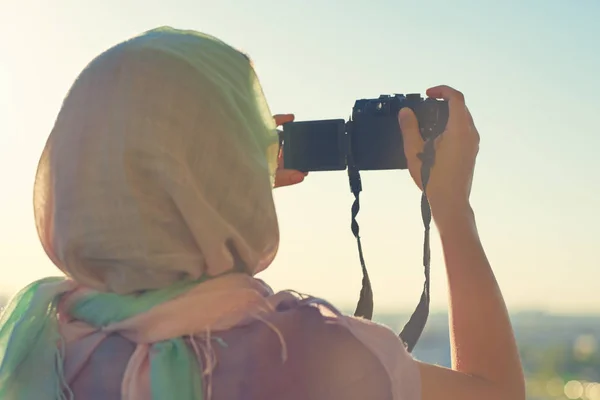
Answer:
[{"xmin": 1, "ymin": 0, "xmax": 599, "ymax": 314}]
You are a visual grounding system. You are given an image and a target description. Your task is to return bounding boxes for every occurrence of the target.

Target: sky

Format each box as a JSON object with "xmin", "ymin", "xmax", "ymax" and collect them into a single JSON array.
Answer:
[{"xmin": 1, "ymin": 0, "xmax": 599, "ymax": 314}]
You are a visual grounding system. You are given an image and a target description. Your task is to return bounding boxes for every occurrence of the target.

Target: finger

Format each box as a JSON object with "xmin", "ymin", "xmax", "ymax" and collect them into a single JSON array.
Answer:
[
  {"xmin": 398, "ymin": 107, "xmax": 423, "ymax": 158},
  {"xmin": 398, "ymin": 107, "xmax": 424, "ymax": 189},
  {"xmin": 278, "ymin": 145, "xmax": 284, "ymax": 168},
  {"xmin": 465, "ymin": 106, "xmax": 480, "ymax": 143},
  {"xmin": 274, "ymin": 169, "xmax": 306, "ymax": 188},
  {"xmin": 426, "ymin": 85, "xmax": 468, "ymax": 127},
  {"xmin": 465, "ymin": 105, "xmax": 479, "ymax": 132},
  {"xmin": 273, "ymin": 114, "xmax": 295, "ymax": 126},
  {"xmin": 426, "ymin": 85, "xmax": 465, "ymax": 103}
]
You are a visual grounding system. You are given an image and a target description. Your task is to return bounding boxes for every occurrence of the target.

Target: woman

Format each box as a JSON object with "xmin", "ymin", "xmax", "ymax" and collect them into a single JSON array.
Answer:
[{"xmin": 0, "ymin": 27, "xmax": 525, "ymax": 399}]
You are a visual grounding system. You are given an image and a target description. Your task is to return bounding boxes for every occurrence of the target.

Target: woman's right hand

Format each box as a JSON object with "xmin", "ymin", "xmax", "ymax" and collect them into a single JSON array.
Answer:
[
  {"xmin": 398, "ymin": 85, "xmax": 479, "ymax": 230},
  {"xmin": 400, "ymin": 86, "xmax": 526, "ymax": 400}
]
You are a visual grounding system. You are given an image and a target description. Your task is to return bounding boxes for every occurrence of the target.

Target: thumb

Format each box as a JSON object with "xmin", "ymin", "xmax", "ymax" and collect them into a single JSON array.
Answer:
[
  {"xmin": 274, "ymin": 169, "xmax": 306, "ymax": 188},
  {"xmin": 398, "ymin": 107, "xmax": 423, "ymax": 160}
]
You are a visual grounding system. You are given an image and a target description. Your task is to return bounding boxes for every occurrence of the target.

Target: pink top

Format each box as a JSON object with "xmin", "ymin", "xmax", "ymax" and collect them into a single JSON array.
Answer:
[{"xmin": 65, "ymin": 293, "xmax": 420, "ymax": 399}]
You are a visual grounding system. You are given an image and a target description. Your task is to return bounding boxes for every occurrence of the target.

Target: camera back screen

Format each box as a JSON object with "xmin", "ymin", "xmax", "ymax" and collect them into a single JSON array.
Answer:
[{"xmin": 282, "ymin": 119, "xmax": 346, "ymax": 172}]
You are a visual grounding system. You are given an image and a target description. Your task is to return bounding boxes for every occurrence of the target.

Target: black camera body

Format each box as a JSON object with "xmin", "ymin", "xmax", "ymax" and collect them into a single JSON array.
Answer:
[{"xmin": 282, "ymin": 94, "xmax": 449, "ymax": 172}]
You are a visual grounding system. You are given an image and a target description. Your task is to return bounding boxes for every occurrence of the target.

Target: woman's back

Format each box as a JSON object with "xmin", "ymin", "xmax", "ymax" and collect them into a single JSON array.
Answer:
[{"xmin": 68, "ymin": 295, "xmax": 419, "ymax": 399}]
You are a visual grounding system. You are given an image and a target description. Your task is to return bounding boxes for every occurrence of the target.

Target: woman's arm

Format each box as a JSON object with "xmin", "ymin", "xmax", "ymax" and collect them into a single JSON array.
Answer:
[
  {"xmin": 399, "ymin": 85, "xmax": 525, "ymax": 400},
  {"xmin": 419, "ymin": 206, "xmax": 525, "ymax": 400}
]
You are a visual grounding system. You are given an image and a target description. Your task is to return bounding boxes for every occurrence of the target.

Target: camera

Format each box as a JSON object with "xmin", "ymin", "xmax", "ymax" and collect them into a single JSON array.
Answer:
[
  {"xmin": 281, "ymin": 94, "xmax": 449, "ymax": 172},
  {"xmin": 280, "ymin": 94, "xmax": 450, "ymax": 351}
]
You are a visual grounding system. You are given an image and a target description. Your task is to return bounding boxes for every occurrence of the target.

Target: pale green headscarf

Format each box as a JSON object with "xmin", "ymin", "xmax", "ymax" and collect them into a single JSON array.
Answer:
[{"xmin": 0, "ymin": 27, "xmax": 281, "ymax": 399}]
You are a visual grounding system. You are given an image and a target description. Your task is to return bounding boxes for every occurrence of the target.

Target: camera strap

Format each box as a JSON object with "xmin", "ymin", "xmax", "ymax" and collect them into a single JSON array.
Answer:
[{"xmin": 350, "ymin": 137, "xmax": 435, "ymax": 353}]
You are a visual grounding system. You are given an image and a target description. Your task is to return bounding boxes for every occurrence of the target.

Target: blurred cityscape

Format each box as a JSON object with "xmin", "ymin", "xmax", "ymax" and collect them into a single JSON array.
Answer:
[
  {"xmin": 1, "ymin": 294, "xmax": 598, "ymax": 399},
  {"xmin": 374, "ymin": 311, "xmax": 600, "ymax": 400}
]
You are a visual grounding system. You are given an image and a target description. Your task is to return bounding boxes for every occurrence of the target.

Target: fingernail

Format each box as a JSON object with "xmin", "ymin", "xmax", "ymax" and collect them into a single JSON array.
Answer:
[{"xmin": 292, "ymin": 173, "xmax": 305, "ymax": 183}]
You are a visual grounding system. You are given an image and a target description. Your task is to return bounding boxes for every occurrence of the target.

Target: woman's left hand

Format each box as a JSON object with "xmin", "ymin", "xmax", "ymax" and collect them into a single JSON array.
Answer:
[{"xmin": 273, "ymin": 114, "xmax": 308, "ymax": 188}]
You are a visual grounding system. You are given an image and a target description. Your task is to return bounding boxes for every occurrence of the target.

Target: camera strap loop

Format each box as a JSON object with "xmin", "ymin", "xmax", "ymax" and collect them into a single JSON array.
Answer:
[
  {"xmin": 351, "ymin": 137, "xmax": 435, "ymax": 353},
  {"xmin": 398, "ymin": 138, "xmax": 435, "ymax": 352},
  {"xmin": 348, "ymin": 164, "xmax": 374, "ymax": 320}
]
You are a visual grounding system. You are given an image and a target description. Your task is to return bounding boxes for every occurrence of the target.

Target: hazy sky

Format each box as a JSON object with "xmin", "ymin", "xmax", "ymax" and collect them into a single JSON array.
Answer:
[{"xmin": 1, "ymin": 0, "xmax": 599, "ymax": 314}]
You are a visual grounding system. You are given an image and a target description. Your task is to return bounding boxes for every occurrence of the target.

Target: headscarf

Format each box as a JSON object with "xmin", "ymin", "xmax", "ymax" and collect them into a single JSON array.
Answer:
[
  {"xmin": 0, "ymin": 27, "xmax": 286, "ymax": 399},
  {"xmin": 36, "ymin": 26, "xmax": 280, "ymax": 293}
]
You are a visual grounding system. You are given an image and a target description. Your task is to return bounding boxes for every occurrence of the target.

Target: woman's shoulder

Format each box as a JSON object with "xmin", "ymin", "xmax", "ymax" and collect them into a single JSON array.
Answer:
[{"xmin": 262, "ymin": 291, "xmax": 421, "ymax": 400}]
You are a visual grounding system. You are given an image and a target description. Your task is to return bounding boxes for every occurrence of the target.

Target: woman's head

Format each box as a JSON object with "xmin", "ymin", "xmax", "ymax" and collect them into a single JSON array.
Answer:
[{"xmin": 34, "ymin": 27, "xmax": 280, "ymax": 294}]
